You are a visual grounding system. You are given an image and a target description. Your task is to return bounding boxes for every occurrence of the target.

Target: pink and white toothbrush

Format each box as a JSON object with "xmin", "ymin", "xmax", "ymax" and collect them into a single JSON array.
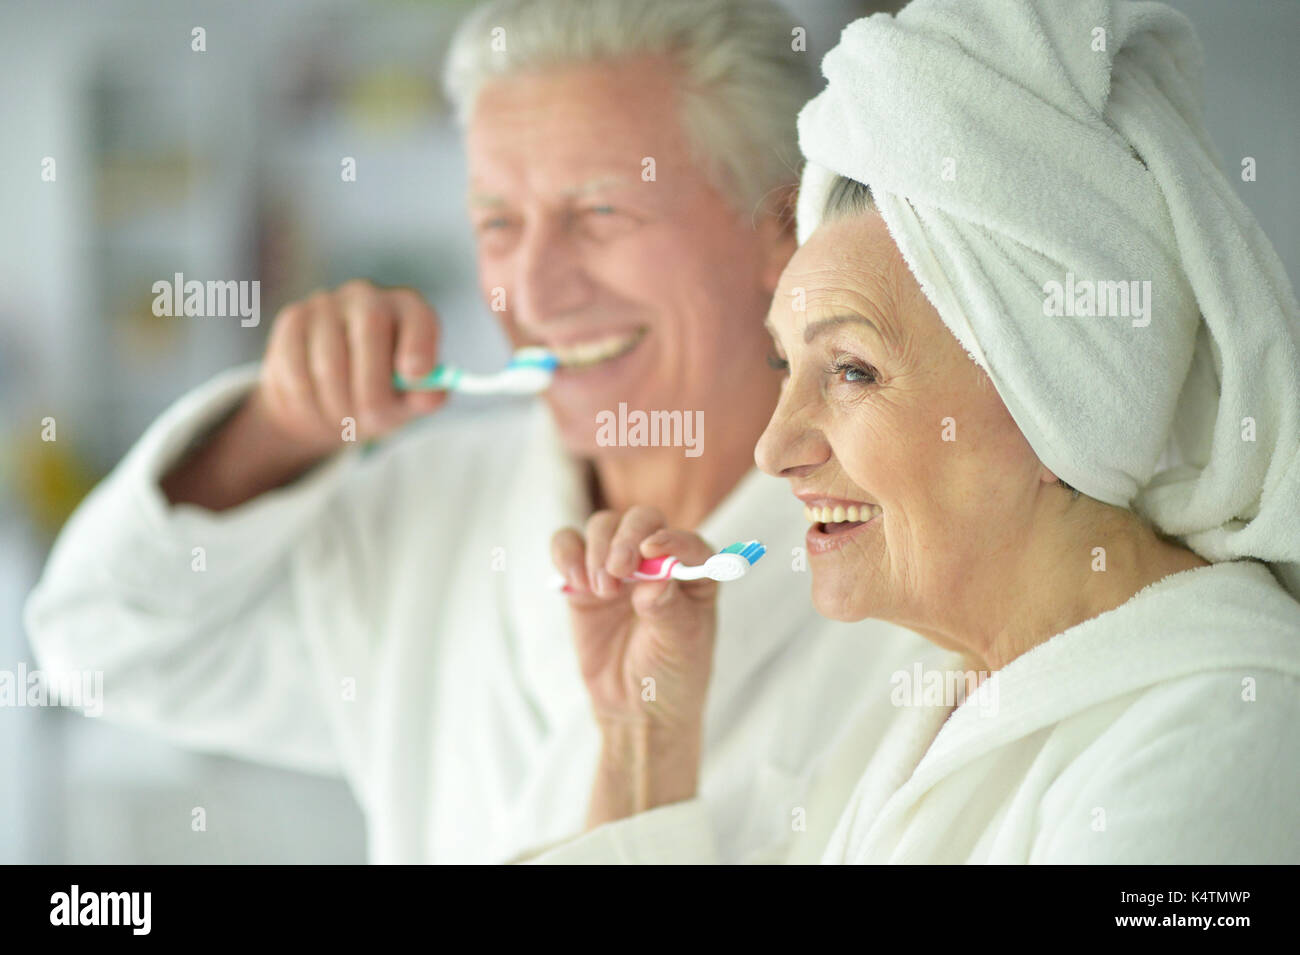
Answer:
[{"xmin": 551, "ymin": 540, "xmax": 766, "ymax": 593}]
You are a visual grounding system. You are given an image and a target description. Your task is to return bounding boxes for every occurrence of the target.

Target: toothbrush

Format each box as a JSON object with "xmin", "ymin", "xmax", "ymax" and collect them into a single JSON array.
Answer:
[
  {"xmin": 392, "ymin": 347, "xmax": 558, "ymax": 396},
  {"xmin": 551, "ymin": 540, "xmax": 766, "ymax": 593}
]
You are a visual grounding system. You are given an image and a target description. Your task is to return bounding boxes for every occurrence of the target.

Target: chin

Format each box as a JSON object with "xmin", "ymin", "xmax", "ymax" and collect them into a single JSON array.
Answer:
[
  {"xmin": 811, "ymin": 583, "xmax": 874, "ymax": 623},
  {"xmin": 811, "ymin": 574, "xmax": 883, "ymax": 628},
  {"xmin": 547, "ymin": 400, "xmax": 598, "ymax": 455}
]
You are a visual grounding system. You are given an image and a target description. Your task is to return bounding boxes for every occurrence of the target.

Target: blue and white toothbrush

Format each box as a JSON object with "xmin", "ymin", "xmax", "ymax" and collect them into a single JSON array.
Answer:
[
  {"xmin": 393, "ymin": 347, "xmax": 558, "ymax": 396},
  {"xmin": 551, "ymin": 540, "xmax": 767, "ymax": 593}
]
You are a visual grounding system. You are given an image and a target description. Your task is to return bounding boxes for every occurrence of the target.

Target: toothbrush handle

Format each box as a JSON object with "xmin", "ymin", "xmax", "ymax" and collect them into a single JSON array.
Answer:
[
  {"xmin": 551, "ymin": 556, "xmax": 683, "ymax": 594},
  {"xmin": 628, "ymin": 556, "xmax": 679, "ymax": 581},
  {"xmin": 392, "ymin": 364, "xmax": 461, "ymax": 392}
]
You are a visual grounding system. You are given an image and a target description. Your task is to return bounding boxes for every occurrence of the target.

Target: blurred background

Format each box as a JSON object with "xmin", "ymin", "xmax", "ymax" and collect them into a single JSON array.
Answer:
[{"xmin": 1, "ymin": 0, "xmax": 1296, "ymax": 863}]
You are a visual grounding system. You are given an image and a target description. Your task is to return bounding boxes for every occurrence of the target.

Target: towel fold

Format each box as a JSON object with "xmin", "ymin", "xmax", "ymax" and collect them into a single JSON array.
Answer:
[{"xmin": 796, "ymin": 0, "xmax": 1300, "ymax": 599}]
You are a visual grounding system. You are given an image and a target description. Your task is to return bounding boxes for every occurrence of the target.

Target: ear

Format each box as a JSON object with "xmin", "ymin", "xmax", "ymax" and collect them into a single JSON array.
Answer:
[{"xmin": 755, "ymin": 184, "xmax": 799, "ymax": 294}]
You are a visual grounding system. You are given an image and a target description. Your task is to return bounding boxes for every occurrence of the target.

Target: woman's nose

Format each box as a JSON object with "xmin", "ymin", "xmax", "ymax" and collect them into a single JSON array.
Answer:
[{"xmin": 755, "ymin": 390, "xmax": 828, "ymax": 478}]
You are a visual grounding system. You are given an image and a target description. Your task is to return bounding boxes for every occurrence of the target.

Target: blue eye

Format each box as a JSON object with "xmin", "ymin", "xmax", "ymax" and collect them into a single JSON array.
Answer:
[
  {"xmin": 586, "ymin": 205, "xmax": 616, "ymax": 215},
  {"xmin": 831, "ymin": 360, "xmax": 878, "ymax": 385}
]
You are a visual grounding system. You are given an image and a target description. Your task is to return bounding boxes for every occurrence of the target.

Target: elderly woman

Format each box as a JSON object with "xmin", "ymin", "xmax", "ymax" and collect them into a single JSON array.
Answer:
[{"xmin": 537, "ymin": 0, "xmax": 1300, "ymax": 864}]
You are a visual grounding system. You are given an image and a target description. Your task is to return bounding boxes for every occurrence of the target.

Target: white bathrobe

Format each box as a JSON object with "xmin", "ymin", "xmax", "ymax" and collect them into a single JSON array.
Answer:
[
  {"xmin": 24, "ymin": 365, "xmax": 937, "ymax": 864},
  {"xmin": 529, "ymin": 559, "xmax": 1300, "ymax": 863}
]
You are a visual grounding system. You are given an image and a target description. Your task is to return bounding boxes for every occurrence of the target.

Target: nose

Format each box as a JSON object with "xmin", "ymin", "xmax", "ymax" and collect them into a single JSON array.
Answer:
[
  {"xmin": 511, "ymin": 214, "xmax": 594, "ymax": 328},
  {"xmin": 755, "ymin": 385, "xmax": 831, "ymax": 479}
]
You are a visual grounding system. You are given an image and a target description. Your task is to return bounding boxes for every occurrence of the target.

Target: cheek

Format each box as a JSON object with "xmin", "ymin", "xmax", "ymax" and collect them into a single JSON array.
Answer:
[
  {"xmin": 476, "ymin": 252, "xmax": 512, "ymax": 308},
  {"xmin": 559, "ymin": 233, "xmax": 674, "ymax": 318},
  {"xmin": 827, "ymin": 391, "xmax": 962, "ymax": 581},
  {"xmin": 632, "ymin": 220, "xmax": 761, "ymax": 312},
  {"xmin": 826, "ymin": 392, "xmax": 917, "ymax": 495},
  {"xmin": 946, "ymin": 394, "xmax": 1040, "ymax": 511}
]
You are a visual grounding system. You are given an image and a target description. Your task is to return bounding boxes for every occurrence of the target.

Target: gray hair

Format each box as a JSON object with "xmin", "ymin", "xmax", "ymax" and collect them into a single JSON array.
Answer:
[
  {"xmin": 443, "ymin": 0, "xmax": 816, "ymax": 215},
  {"xmin": 823, "ymin": 174, "xmax": 875, "ymax": 221}
]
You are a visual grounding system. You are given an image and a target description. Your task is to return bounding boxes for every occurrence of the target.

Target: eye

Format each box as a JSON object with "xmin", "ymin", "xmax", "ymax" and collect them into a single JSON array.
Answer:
[
  {"xmin": 766, "ymin": 351, "xmax": 789, "ymax": 373},
  {"xmin": 576, "ymin": 204, "xmax": 638, "ymax": 238},
  {"xmin": 829, "ymin": 359, "xmax": 879, "ymax": 385},
  {"xmin": 475, "ymin": 216, "xmax": 513, "ymax": 233}
]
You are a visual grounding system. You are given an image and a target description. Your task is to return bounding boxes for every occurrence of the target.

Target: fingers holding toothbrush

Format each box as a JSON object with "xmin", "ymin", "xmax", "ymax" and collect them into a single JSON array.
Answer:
[
  {"xmin": 551, "ymin": 507, "xmax": 720, "ymax": 826},
  {"xmin": 554, "ymin": 506, "xmax": 718, "ymax": 607},
  {"xmin": 259, "ymin": 280, "xmax": 447, "ymax": 457},
  {"xmin": 161, "ymin": 280, "xmax": 446, "ymax": 512},
  {"xmin": 550, "ymin": 507, "xmax": 718, "ymax": 708}
]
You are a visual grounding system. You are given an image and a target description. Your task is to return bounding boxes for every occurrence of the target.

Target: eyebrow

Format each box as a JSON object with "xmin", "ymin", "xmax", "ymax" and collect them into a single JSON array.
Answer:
[
  {"xmin": 562, "ymin": 174, "xmax": 633, "ymax": 198},
  {"xmin": 469, "ymin": 174, "xmax": 634, "ymax": 207},
  {"xmin": 801, "ymin": 314, "xmax": 881, "ymax": 344},
  {"xmin": 764, "ymin": 313, "xmax": 884, "ymax": 346}
]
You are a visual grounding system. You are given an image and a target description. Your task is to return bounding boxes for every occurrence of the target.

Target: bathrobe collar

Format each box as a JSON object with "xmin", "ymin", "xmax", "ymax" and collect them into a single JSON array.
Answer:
[
  {"xmin": 916, "ymin": 561, "xmax": 1300, "ymax": 784},
  {"xmin": 836, "ymin": 559, "xmax": 1300, "ymax": 860}
]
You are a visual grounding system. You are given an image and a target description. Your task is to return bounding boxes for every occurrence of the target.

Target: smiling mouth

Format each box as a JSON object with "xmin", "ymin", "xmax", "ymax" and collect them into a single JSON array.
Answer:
[
  {"xmin": 551, "ymin": 327, "xmax": 647, "ymax": 370},
  {"xmin": 805, "ymin": 503, "xmax": 880, "ymax": 534}
]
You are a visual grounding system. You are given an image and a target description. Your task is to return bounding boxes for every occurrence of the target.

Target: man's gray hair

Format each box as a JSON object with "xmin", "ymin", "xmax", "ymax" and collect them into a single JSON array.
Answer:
[{"xmin": 443, "ymin": 0, "xmax": 816, "ymax": 215}]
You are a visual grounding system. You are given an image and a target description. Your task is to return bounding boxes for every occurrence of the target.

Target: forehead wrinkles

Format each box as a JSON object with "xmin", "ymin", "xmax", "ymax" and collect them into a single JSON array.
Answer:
[
  {"xmin": 468, "ymin": 106, "xmax": 696, "ymax": 210},
  {"xmin": 469, "ymin": 59, "xmax": 690, "ymax": 159},
  {"xmin": 781, "ymin": 254, "xmax": 902, "ymax": 355}
]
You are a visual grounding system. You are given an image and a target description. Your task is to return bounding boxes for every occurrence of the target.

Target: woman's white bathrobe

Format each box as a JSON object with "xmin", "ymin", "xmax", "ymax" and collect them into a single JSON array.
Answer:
[
  {"xmin": 531, "ymin": 559, "xmax": 1300, "ymax": 863},
  {"xmin": 23, "ymin": 365, "xmax": 938, "ymax": 864}
]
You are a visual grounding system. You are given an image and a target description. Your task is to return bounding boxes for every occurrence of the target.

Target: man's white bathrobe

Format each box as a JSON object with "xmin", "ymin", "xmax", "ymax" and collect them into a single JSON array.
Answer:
[
  {"xmin": 531, "ymin": 559, "xmax": 1300, "ymax": 863},
  {"xmin": 24, "ymin": 365, "xmax": 937, "ymax": 864}
]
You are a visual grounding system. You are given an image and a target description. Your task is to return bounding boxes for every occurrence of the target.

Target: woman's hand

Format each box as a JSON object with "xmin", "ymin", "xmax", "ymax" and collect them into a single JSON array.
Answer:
[{"xmin": 551, "ymin": 506, "xmax": 719, "ymax": 827}]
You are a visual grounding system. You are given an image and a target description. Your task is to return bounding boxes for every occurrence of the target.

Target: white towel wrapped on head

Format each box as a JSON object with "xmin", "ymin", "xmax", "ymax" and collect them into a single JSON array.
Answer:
[{"xmin": 795, "ymin": 0, "xmax": 1300, "ymax": 599}]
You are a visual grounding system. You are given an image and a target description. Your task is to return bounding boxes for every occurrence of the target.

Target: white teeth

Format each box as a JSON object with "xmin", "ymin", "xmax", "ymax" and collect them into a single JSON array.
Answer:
[
  {"xmin": 551, "ymin": 328, "xmax": 646, "ymax": 368},
  {"xmin": 805, "ymin": 503, "xmax": 879, "ymax": 524}
]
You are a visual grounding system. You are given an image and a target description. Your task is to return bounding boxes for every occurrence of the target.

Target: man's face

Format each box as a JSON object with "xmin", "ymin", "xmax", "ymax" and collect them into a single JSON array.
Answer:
[{"xmin": 465, "ymin": 55, "xmax": 785, "ymax": 455}]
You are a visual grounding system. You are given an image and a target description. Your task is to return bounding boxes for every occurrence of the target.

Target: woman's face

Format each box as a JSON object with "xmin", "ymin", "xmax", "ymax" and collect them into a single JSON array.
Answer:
[{"xmin": 755, "ymin": 212, "xmax": 1051, "ymax": 630}]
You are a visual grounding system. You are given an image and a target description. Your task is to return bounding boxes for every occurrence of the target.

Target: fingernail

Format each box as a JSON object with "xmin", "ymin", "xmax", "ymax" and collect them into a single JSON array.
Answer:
[{"xmin": 642, "ymin": 530, "xmax": 669, "ymax": 553}]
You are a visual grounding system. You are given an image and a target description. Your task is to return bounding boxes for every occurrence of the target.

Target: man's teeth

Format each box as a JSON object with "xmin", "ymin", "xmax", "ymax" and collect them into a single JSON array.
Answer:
[
  {"xmin": 552, "ymin": 328, "xmax": 646, "ymax": 369},
  {"xmin": 804, "ymin": 504, "xmax": 880, "ymax": 523}
]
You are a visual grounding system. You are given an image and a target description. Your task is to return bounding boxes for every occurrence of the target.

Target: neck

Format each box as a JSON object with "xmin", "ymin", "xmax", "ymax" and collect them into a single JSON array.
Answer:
[{"xmin": 947, "ymin": 505, "xmax": 1210, "ymax": 672}]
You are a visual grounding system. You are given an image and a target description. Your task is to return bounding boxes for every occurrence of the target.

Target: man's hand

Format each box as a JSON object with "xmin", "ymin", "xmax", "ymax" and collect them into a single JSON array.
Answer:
[
  {"xmin": 162, "ymin": 280, "xmax": 445, "ymax": 509},
  {"xmin": 253, "ymin": 279, "xmax": 446, "ymax": 455},
  {"xmin": 551, "ymin": 506, "xmax": 719, "ymax": 827}
]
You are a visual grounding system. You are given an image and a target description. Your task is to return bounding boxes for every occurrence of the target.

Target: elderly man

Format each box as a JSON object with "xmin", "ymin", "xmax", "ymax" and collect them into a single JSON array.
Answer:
[{"xmin": 25, "ymin": 0, "xmax": 932, "ymax": 863}]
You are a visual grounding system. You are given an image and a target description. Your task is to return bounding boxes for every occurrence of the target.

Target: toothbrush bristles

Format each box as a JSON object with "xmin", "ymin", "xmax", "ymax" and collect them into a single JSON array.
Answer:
[
  {"xmin": 510, "ymin": 348, "xmax": 559, "ymax": 372},
  {"xmin": 720, "ymin": 540, "xmax": 765, "ymax": 566}
]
